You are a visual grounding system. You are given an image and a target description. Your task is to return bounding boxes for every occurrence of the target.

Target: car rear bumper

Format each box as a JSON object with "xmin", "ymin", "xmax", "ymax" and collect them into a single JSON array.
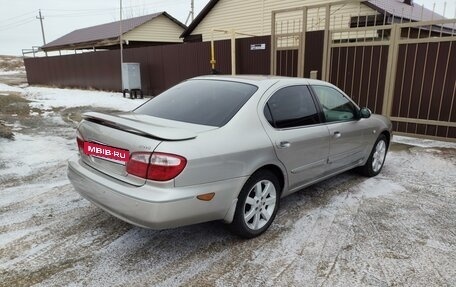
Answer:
[{"xmin": 67, "ymin": 156, "xmax": 246, "ymax": 229}]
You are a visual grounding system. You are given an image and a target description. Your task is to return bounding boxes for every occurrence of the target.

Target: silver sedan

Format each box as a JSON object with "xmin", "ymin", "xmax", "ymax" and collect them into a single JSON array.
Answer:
[{"xmin": 68, "ymin": 76, "xmax": 392, "ymax": 238}]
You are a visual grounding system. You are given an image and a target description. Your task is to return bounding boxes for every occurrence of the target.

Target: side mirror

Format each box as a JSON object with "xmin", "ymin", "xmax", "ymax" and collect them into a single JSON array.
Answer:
[{"xmin": 359, "ymin": 107, "xmax": 372, "ymax": 119}]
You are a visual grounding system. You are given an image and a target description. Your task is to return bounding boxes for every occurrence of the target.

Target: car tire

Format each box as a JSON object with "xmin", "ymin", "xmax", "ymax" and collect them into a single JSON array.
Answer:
[
  {"xmin": 358, "ymin": 134, "xmax": 388, "ymax": 177},
  {"xmin": 229, "ymin": 170, "xmax": 280, "ymax": 238}
]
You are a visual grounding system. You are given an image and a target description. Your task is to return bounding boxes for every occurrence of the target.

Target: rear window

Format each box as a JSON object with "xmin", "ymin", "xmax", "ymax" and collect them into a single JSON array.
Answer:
[{"xmin": 134, "ymin": 79, "xmax": 258, "ymax": 127}]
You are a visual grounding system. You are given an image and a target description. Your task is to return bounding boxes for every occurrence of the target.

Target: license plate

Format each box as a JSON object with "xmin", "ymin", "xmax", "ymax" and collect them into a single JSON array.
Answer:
[{"xmin": 83, "ymin": 142, "xmax": 130, "ymax": 162}]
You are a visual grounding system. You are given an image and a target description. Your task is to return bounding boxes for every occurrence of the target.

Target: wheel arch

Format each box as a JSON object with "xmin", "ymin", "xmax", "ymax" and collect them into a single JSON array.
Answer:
[
  {"xmin": 380, "ymin": 130, "xmax": 391, "ymax": 147},
  {"xmin": 223, "ymin": 162, "xmax": 287, "ymax": 224},
  {"xmin": 253, "ymin": 164, "xmax": 286, "ymax": 195}
]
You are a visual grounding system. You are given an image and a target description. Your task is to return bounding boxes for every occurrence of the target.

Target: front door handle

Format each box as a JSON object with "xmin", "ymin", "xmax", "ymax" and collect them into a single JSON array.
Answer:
[
  {"xmin": 278, "ymin": 141, "xmax": 291, "ymax": 148},
  {"xmin": 333, "ymin": 131, "xmax": 341, "ymax": 139}
]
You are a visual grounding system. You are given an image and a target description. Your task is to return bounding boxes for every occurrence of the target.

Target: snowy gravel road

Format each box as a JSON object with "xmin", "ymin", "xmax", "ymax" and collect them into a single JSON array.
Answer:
[{"xmin": 1, "ymin": 83, "xmax": 455, "ymax": 287}]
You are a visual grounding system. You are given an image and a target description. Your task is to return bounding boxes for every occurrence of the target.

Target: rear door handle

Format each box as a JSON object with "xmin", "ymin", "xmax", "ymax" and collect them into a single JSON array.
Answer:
[
  {"xmin": 333, "ymin": 131, "xmax": 341, "ymax": 139},
  {"xmin": 278, "ymin": 141, "xmax": 291, "ymax": 148}
]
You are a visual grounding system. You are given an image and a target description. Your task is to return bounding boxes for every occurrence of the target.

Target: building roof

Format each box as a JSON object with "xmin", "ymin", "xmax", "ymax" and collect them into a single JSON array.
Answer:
[
  {"xmin": 180, "ymin": 0, "xmax": 448, "ymax": 38},
  {"xmin": 365, "ymin": 0, "xmax": 446, "ymax": 22},
  {"xmin": 43, "ymin": 12, "xmax": 186, "ymax": 51}
]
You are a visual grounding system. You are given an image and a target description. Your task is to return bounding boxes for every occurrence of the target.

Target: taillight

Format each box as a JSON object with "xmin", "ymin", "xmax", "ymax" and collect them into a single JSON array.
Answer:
[
  {"xmin": 147, "ymin": 152, "xmax": 187, "ymax": 181},
  {"xmin": 126, "ymin": 152, "xmax": 187, "ymax": 181},
  {"xmin": 126, "ymin": 153, "xmax": 151, "ymax": 178}
]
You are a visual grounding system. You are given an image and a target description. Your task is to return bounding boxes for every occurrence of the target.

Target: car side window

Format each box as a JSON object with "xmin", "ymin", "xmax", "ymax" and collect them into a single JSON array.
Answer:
[
  {"xmin": 312, "ymin": 85, "xmax": 357, "ymax": 122},
  {"xmin": 264, "ymin": 85, "xmax": 320, "ymax": 129}
]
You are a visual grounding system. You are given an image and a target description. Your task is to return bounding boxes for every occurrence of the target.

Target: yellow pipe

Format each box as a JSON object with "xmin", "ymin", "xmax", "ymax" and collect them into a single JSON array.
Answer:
[
  {"xmin": 210, "ymin": 29, "xmax": 216, "ymax": 71},
  {"xmin": 209, "ymin": 28, "xmax": 256, "ymax": 73}
]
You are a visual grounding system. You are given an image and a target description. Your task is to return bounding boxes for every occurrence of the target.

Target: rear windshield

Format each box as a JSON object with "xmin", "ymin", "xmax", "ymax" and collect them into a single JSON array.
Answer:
[{"xmin": 134, "ymin": 79, "xmax": 258, "ymax": 127}]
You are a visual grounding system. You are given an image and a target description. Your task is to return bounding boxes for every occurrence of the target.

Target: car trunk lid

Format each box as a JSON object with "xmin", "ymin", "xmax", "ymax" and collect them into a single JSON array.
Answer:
[{"xmin": 77, "ymin": 112, "xmax": 205, "ymax": 186}]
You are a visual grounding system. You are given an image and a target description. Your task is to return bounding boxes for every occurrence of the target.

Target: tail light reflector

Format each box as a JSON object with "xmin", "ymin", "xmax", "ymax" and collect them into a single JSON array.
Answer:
[
  {"xmin": 126, "ymin": 152, "xmax": 186, "ymax": 181},
  {"xmin": 126, "ymin": 153, "xmax": 151, "ymax": 179},
  {"xmin": 147, "ymin": 153, "xmax": 187, "ymax": 181}
]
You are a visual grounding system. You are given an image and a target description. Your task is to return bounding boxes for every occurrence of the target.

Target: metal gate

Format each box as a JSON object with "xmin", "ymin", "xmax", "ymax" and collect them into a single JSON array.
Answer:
[
  {"xmin": 327, "ymin": 17, "xmax": 456, "ymax": 140},
  {"xmin": 270, "ymin": 7, "xmax": 305, "ymax": 77},
  {"xmin": 387, "ymin": 20, "xmax": 456, "ymax": 139},
  {"xmin": 270, "ymin": 3, "xmax": 333, "ymax": 79},
  {"xmin": 271, "ymin": 1, "xmax": 456, "ymax": 141}
]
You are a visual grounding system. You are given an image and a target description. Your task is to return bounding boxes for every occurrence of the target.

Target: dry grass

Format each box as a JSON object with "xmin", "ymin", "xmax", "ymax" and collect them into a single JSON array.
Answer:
[
  {"xmin": 0, "ymin": 93, "xmax": 30, "ymax": 115},
  {"xmin": 0, "ymin": 57, "xmax": 27, "ymax": 139},
  {"xmin": 0, "ymin": 55, "xmax": 24, "ymax": 71},
  {"xmin": 0, "ymin": 92, "xmax": 31, "ymax": 140},
  {"xmin": 0, "ymin": 122, "xmax": 14, "ymax": 139}
]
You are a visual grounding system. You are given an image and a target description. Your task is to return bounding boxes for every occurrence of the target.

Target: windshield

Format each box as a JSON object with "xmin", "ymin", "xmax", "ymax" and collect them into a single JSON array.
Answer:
[{"xmin": 134, "ymin": 79, "xmax": 258, "ymax": 127}]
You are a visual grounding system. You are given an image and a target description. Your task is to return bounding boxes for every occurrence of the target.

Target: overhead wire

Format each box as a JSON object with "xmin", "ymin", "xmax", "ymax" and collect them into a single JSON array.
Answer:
[
  {"xmin": 0, "ymin": 19, "xmax": 35, "ymax": 32},
  {"xmin": 0, "ymin": 10, "xmax": 36, "ymax": 24},
  {"xmin": 42, "ymin": 0, "xmax": 183, "ymax": 17},
  {"xmin": 0, "ymin": 15, "xmax": 39, "ymax": 29},
  {"xmin": 0, "ymin": 1, "xmax": 192, "ymax": 32}
]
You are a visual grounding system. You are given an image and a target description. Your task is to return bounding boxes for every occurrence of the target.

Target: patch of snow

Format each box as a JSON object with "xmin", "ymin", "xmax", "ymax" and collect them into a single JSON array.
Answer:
[
  {"xmin": 0, "ymin": 241, "xmax": 53, "ymax": 269},
  {"xmin": 327, "ymin": 177, "xmax": 406, "ymax": 208},
  {"xmin": 426, "ymin": 239, "xmax": 452, "ymax": 252},
  {"xmin": 393, "ymin": 135, "xmax": 456, "ymax": 149},
  {"xmin": 0, "ymin": 133, "xmax": 74, "ymax": 179},
  {"xmin": 387, "ymin": 148, "xmax": 454, "ymax": 180},
  {"xmin": 0, "ymin": 226, "xmax": 41, "ymax": 248},
  {"xmin": 356, "ymin": 177, "xmax": 406, "ymax": 199},
  {"xmin": 158, "ymin": 249, "xmax": 230, "ymax": 287},
  {"xmin": 11, "ymin": 121, "xmax": 24, "ymax": 131},
  {"xmin": 24, "ymin": 86, "xmax": 148, "ymax": 111},
  {"xmin": 0, "ymin": 181, "xmax": 86, "ymax": 228},
  {"xmin": 50, "ymin": 116, "xmax": 67, "ymax": 126},
  {"xmin": 0, "ymin": 180, "xmax": 69, "ymax": 210},
  {"xmin": 0, "ymin": 70, "xmax": 22, "ymax": 75},
  {"xmin": 0, "ymin": 83, "xmax": 23, "ymax": 93}
]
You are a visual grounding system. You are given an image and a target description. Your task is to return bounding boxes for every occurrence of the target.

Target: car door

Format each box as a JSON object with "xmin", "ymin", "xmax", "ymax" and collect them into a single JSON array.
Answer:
[
  {"xmin": 311, "ymin": 85, "xmax": 368, "ymax": 172},
  {"xmin": 262, "ymin": 85, "xmax": 330, "ymax": 192}
]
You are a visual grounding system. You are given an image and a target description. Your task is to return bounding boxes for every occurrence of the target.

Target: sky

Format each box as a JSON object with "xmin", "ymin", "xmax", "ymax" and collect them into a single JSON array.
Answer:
[{"xmin": 0, "ymin": 0, "xmax": 454, "ymax": 56}]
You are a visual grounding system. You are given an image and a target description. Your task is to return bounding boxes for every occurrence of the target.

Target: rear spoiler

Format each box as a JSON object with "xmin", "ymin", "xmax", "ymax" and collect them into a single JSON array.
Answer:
[{"xmin": 82, "ymin": 112, "xmax": 197, "ymax": 141}]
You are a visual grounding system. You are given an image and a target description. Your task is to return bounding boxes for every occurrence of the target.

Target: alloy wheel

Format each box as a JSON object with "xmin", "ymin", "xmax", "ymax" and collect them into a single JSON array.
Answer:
[
  {"xmin": 372, "ymin": 139, "xmax": 386, "ymax": 173},
  {"xmin": 243, "ymin": 180, "xmax": 277, "ymax": 230}
]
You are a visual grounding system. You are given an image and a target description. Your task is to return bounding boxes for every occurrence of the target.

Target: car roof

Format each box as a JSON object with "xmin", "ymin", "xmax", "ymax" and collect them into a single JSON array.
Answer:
[{"xmin": 191, "ymin": 75, "xmax": 333, "ymax": 87}]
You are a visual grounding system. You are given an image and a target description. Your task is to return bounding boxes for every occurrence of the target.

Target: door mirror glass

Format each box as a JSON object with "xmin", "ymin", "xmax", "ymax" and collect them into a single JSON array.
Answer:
[{"xmin": 359, "ymin": 107, "xmax": 372, "ymax": 118}]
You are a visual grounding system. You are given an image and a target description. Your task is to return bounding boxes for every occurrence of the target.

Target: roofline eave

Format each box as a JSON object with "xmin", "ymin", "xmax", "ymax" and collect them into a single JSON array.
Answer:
[{"xmin": 41, "ymin": 37, "xmax": 121, "ymax": 52}]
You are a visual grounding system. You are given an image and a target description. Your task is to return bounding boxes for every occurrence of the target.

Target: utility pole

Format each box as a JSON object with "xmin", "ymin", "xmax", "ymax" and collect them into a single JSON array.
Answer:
[
  {"xmin": 120, "ymin": 0, "xmax": 124, "ymax": 92},
  {"xmin": 191, "ymin": 0, "xmax": 194, "ymax": 22},
  {"xmin": 36, "ymin": 9, "xmax": 48, "ymax": 56},
  {"xmin": 185, "ymin": 0, "xmax": 194, "ymax": 25}
]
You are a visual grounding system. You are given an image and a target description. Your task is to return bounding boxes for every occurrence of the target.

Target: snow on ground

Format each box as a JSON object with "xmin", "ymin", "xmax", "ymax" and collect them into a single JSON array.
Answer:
[
  {"xmin": 24, "ymin": 86, "xmax": 147, "ymax": 111},
  {"xmin": 0, "ymin": 134, "xmax": 74, "ymax": 179},
  {"xmin": 0, "ymin": 70, "xmax": 22, "ymax": 76},
  {"xmin": 1, "ymin": 85, "xmax": 148, "ymax": 181},
  {"xmin": 393, "ymin": 135, "xmax": 456, "ymax": 149},
  {"xmin": 0, "ymin": 180, "xmax": 70, "ymax": 223},
  {"xmin": 0, "ymin": 83, "xmax": 24, "ymax": 94}
]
